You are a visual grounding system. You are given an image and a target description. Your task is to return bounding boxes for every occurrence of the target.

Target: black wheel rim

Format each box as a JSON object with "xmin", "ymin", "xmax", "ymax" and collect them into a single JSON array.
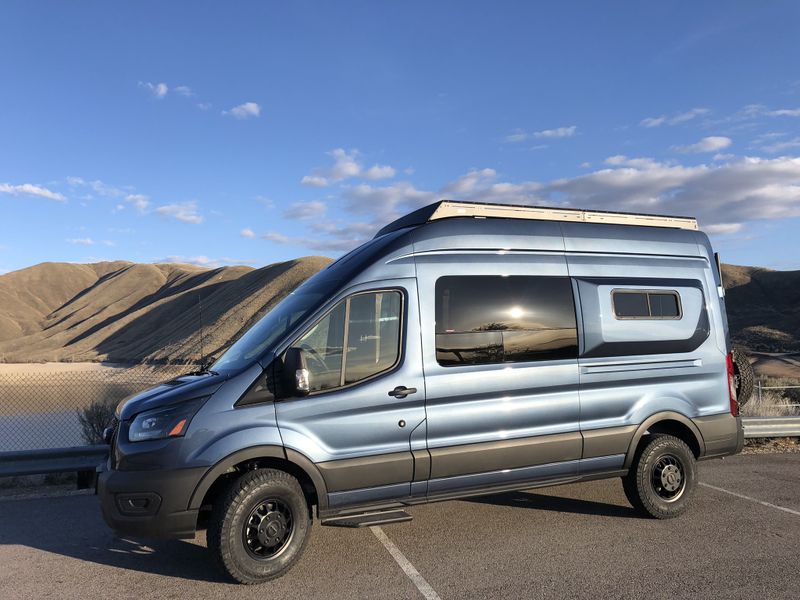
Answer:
[
  {"xmin": 242, "ymin": 498, "xmax": 294, "ymax": 560},
  {"xmin": 651, "ymin": 453, "xmax": 686, "ymax": 502}
]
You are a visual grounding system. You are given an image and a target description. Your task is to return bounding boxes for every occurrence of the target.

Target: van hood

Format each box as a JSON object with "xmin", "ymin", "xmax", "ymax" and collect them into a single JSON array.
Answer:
[{"xmin": 117, "ymin": 373, "xmax": 226, "ymax": 421}]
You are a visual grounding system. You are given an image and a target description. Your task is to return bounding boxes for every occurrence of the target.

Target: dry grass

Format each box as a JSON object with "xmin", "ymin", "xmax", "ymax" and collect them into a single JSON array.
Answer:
[{"xmin": 741, "ymin": 376, "xmax": 800, "ymax": 417}]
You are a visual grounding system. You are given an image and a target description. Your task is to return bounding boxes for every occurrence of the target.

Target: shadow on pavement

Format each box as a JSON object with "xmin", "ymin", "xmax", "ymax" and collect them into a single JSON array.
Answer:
[
  {"xmin": 0, "ymin": 494, "xmax": 227, "ymax": 583},
  {"xmin": 465, "ymin": 489, "xmax": 641, "ymax": 518}
]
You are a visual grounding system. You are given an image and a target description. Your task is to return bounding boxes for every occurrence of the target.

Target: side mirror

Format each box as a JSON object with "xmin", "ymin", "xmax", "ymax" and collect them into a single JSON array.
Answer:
[{"xmin": 283, "ymin": 347, "xmax": 310, "ymax": 396}]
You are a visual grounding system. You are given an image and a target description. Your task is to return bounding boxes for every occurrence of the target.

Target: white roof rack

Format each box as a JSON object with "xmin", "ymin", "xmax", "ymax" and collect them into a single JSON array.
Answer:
[{"xmin": 431, "ymin": 200, "xmax": 698, "ymax": 231}]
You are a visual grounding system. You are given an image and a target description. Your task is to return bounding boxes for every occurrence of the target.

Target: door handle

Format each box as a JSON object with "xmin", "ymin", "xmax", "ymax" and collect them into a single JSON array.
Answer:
[{"xmin": 388, "ymin": 386, "xmax": 417, "ymax": 399}]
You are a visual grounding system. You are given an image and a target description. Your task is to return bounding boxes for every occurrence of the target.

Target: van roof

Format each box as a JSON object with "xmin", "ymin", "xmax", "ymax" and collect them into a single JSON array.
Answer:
[{"xmin": 374, "ymin": 200, "xmax": 699, "ymax": 238}]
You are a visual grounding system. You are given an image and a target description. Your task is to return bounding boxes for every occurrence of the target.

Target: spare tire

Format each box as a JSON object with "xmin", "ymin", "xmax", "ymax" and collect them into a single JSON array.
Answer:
[{"xmin": 732, "ymin": 346, "xmax": 754, "ymax": 407}]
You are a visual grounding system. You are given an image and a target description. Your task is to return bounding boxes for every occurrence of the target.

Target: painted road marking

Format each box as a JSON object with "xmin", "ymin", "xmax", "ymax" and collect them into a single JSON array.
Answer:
[
  {"xmin": 700, "ymin": 482, "xmax": 800, "ymax": 517},
  {"xmin": 371, "ymin": 525, "xmax": 442, "ymax": 600}
]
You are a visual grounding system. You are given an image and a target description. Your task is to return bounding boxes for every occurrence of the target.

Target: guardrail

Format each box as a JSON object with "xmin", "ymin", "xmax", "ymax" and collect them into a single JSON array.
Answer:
[
  {"xmin": 0, "ymin": 445, "xmax": 108, "ymax": 488},
  {"xmin": 741, "ymin": 416, "xmax": 800, "ymax": 438},
  {"xmin": 0, "ymin": 417, "xmax": 797, "ymax": 483}
]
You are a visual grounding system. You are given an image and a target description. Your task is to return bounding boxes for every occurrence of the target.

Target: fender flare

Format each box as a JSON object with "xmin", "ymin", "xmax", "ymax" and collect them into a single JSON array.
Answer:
[
  {"xmin": 187, "ymin": 445, "xmax": 329, "ymax": 511},
  {"xmin": 623, "ymin": 411, "xmax": 705, "ymax": 469}
]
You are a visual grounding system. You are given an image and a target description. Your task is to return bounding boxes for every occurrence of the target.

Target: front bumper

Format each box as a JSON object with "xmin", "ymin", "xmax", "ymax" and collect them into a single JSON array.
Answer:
[{"xmin": 97, "ymin": 462, "xmax": 207, "ymax": 539}]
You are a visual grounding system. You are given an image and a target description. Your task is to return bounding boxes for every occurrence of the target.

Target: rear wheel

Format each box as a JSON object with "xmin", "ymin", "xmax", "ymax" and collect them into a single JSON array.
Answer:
[
  {"xmin": 208, "ymin": 468, "xmax": 311, "ymax": 584},
  {"xmin": 622, "ymin": 434, "xmax": 697, "ymax": 519}
]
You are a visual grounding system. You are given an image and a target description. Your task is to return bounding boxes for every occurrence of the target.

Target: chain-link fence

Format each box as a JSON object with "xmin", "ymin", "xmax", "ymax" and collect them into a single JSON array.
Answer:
[{"xmin": 0, "ymin": 365, "xmax": 193, "ymax": 452}]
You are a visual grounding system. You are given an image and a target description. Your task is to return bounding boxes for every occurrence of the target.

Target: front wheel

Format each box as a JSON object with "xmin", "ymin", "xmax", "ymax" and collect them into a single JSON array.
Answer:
[
  {"xmin": 208, "ymin": 468, "xmax": 311, "ymax": 584},
  {"xmin": 622, "ymin": 434, "xmax": 697, "ymax": 519}
]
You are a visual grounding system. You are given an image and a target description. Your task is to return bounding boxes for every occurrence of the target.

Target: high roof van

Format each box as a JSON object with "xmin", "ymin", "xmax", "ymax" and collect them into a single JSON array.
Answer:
[{"xmin": 99, "ymin": 200, "xmax": 745, "ymax": 584}]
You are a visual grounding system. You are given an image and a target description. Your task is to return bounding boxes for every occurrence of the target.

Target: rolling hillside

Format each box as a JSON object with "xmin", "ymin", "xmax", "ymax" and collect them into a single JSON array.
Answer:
[
  {"xmin": 722, "ymin": 264, "xmax": 800, "ymax": 352},
  {"xmin": 0, "ymin": 257, "xmax": 331, "ymax": 363},
  {"xmin": 0, "ymin": 259, "xmax": 796, "ymax": 364}
]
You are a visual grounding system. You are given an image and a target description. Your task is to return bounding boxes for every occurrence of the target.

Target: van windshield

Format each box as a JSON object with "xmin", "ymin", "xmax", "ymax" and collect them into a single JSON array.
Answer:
[{"xmin": 210, "ymin": 289, "xmax": 327, "ymax": 373}]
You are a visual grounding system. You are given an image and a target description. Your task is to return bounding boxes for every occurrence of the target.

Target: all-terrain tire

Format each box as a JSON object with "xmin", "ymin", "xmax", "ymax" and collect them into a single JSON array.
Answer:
[
  {"xmin": 732, "ymin": 346, "xmax": 754, "ymax": 407},
  {"xmin": 622, "ymin": 434, "xmax": 697, "ymax": 519},
  {"xmin": 207, "ymin": 468, "xmax": 311, "ymax": 584}
]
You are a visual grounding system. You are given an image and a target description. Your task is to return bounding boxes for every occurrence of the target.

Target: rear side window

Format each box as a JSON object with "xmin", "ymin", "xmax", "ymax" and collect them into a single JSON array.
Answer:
[
  {"xmin": 612, "ymin": 290, "xmax": 681, "ymax": 319},
  {"xmin": 435, "ymin": 276, "xmax": 578, "ymax": 366}
]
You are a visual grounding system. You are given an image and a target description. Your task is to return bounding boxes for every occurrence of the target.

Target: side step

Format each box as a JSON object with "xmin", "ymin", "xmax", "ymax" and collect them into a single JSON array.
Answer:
[{"xmin": 321, "ymin": 509, "xmax": 413, "ymax": 528}]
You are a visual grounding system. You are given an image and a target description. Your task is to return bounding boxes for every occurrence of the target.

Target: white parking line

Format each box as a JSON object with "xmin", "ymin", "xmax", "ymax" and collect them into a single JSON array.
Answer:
[
  {"xmin": 371, "ymin": 526, "xmax": 442, "ymax": 600},
  {"xmin": 700, "ymin": 482, "xmax": 800, "ymax": 516}
]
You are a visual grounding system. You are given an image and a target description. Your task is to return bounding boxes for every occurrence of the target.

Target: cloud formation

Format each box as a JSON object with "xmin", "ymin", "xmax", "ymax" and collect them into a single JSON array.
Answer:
[
  {"xmin": 155, "ymin": 201, "xmax": 203, "ymax": 224},
  {"xmin": 301, "ymin": 149, "xmax": 396, "ymax": 187},
  {"xmin": 674, "ymin": 136, "xmax": 732, "ymax": 153},
  {"xmin": 223, "ymin": 102, "xmax": 261, "ymax": 119},
  {"xmin": 125, "ymin": 194, "xmax": 150, "ymax": 212},
  {"xmin": 640, "ymin": 107, "xmax": 709, "ymax": 127},
  {"xmin": 138, "ymin": 81, "xmax": 168, "ymax": 99},
  {"xmin": 269, "ymin": 155, "xmax": 800, "ymax": 253},
  {"xmin": 505, "ymin": 125, "xmax": 577, "ymax": 143},
  {"xmin": 0, "ymin": 183, "xmax": 66, "ymax": 202},
  {"xmin": 283, "ymin": 201, "xmax": 327, "ymax": 219}
]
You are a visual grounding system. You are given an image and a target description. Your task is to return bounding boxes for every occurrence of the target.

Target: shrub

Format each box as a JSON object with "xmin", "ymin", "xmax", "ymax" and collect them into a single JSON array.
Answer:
[{"xmin": 77, "ymin": 397, "xmax": 117, "ymax": 445}]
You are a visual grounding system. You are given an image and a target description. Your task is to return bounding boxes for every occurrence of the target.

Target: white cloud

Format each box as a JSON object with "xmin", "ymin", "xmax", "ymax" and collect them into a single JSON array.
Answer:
[
  {"xmin": 139, "ymin": 81, "xmax": 168, "ymax": 99},
  {"xmin": 174, "ymin": 85, "xmax": 193, "ymax": 97},
  {"xmin": 0, "ymin": 183, "xmax": 66, "ymax": 202},
  {"xmin": 640, "ymin": 107, "xmax": 709, "ymax": 127},
  {"xmin": 705, "ymin": 223, "xmax": 744, "ymax": 235},
  {"xmin": 300, "ymin": 175, "xmax": 329, "ymax": 187},
  {"xmin": 364, "ymin": 164, "xmax": 397, "ymax": 180},
  {"xmin": 223, "ymin": 102, "xmax": 261, "ymax": 119},
  {"xmin": 674, "ymin": 136, "xmax": 732, "ymax": 153},
  {"xmin": 66, "ymin": 238, "xmax": 114, "ymax": 246},
  {"xmin": 196, "ymin": 102, "xmax": 212, "ymax": 111},
  {"xmin": 125, "ymin": 194, "xmax": 150, "ymax": 212},
  {"xmin": 713, "ymin": 153, "xmax": 735, "ymax": 161},
  {"xmin": 534, "ymin": 125, "xmax": 577, "ymax": 139},
  {"xmin": 155, "ymin": 201, "xmax": 203, "ymax": 224},
  {"xmin": 505, "ymin": 126, "xmax": 577, "ymax": 143},
  {"xmin": 546, "ymin": 156, "xmax": 800, "ymax": 231},
  {"xmin": 283, "ymin": 201, "xmax": 327, "ymax": 219},
  {"xmin": 766, "ymin": 108, "xmax": 800, "ymax": 117},
  {"xmin": 761, "ymin": 137, "xmax": 800, "ymax": 153},
  {"xmin": 67, "ymin": 177, "xmax": 129, "ymax": 198},
  {"xmin": 240, "ymin": 228, "xmax": 256, "ymax": 238},
  {"xmin": 157, "ymin": 255, "xmax": 240, "ymax": 268},
  {"xmin": 288, "ymin": 154, "xmax": 800, "ymax": 252},
  {"xmin": 301, "ymin": 148, "xmax": 397, "ymax": 187}
]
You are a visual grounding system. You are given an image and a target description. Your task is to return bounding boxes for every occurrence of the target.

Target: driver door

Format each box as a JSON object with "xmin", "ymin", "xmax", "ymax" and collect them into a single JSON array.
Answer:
[{"xmin": 275, "ymin": 279, "xmax": 426, "ymax": 510}]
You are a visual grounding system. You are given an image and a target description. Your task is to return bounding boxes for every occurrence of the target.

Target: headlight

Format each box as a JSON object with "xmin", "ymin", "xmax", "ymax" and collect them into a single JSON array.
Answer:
[{"xmin": 128, "ymin": 397, "xmax": 208, "ymax": 443}]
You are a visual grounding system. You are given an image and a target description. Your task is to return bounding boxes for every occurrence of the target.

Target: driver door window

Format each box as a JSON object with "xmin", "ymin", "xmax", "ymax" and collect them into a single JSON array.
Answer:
[{"xmin": 293, "ymin": 290, "xmax": 402, "ymax": 393}]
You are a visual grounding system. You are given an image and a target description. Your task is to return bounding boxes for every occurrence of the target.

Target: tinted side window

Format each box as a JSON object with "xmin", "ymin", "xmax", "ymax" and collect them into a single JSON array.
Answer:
[
  {"xmin": 435, "ymin": 276, "xmax": 577, "ymax": 366},
  {"xmin": 344, "ymin": 291, "xmax": 402, "ymax": 385},
  {"xmin": 295, "ymin": 301, "xmax": 346, "ymax": 392},
  {"xmin": 648, "ymin": 293, "xmax": 680, "ymax": 318},
  {"xmin": 292, "ymin": 290, "xmax": 402, "ymax": 393},
  {"xmin": 613, "ymin": 290, "xmax": 681, "ymax": 320}
]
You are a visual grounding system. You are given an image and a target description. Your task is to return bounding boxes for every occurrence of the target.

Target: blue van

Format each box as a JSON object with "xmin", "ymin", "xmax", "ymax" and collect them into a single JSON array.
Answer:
[{"xmin": 99, "ymin": 200, "xmax": 744, "ymax": 584}]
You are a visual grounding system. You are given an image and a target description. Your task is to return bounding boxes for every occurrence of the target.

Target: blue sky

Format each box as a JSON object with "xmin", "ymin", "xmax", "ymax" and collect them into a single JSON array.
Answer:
[{"xmin": 2, "ymin": 1, "xmax": 800, "ymax": 274}]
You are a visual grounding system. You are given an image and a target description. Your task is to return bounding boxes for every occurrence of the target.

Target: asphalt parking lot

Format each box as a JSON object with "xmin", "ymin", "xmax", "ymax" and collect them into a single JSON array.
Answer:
[{"xmin": 1, "ymin": 454, "xmax": 798, "ymax": 600}]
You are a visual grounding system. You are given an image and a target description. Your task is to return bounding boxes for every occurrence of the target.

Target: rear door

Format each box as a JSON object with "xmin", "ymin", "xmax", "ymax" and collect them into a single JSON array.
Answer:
[
  {"xmin": 416, "ymin": 255, "xmax": 583, "ymax": 496},
  {"xmin": 275, "ymin": 279, "xmax": 427, "ymax": 510}
]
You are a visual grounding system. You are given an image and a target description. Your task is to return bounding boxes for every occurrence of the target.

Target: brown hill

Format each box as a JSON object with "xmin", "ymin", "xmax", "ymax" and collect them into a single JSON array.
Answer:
[
  {"xmin": 0, "ymin": 257, "xmax": 331, "ymax": 363},
  {"xmin": 0, "ymin": 259, "xmax": 796, "ymax": 363},
  {"xmin": 721, "ymin": 264, "xmax": 800, "ymax": 352}
]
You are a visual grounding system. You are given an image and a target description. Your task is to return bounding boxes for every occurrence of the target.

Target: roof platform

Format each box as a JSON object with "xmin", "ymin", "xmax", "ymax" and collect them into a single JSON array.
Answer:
[{"xmin": 374, "ymin": 200, "xmax": 699, "ymax": 238}]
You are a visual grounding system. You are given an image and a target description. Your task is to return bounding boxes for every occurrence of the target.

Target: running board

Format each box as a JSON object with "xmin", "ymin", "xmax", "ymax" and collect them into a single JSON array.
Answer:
[{"xmin": 321, "ymin": 509, "xmax": 413, "ymax": 528}]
